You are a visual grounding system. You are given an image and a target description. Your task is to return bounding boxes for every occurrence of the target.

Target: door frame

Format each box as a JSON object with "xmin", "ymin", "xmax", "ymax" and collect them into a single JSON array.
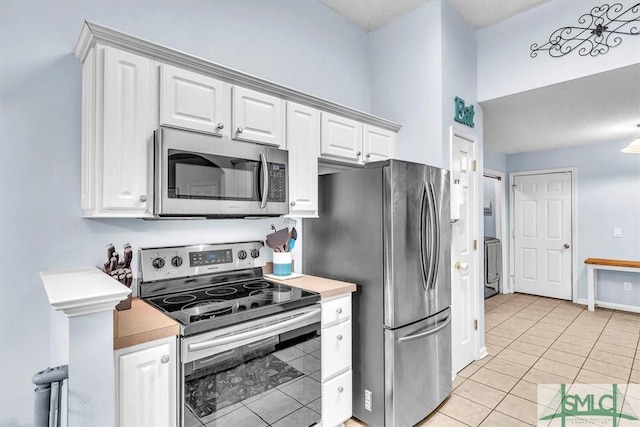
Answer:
[
  {"xmin": 484, "ymin": 169, "xmax": 509, "ymax": 294},
  {"xmin": 509, "ymin": 168, "xmax": 578, "ymax": 302},
  {"xmin": 449, "ymin": 126, "xmax": 481, "ymax": 366}
]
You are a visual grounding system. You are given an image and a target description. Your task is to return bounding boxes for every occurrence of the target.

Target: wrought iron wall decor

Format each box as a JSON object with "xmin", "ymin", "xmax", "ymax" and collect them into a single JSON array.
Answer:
[{"xmin": 530, "ymin": 2, "xmax": 639, "ymax": 58}]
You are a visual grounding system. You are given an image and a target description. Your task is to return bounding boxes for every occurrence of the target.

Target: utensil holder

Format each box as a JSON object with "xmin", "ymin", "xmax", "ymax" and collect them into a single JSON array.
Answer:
[
  {"xmin": 273, "ymin": 252, "xmax": 292, "ymax": 276},
  {"xmin": 115, "ymin": 294, "xmax": 132, "ymax": 311}
]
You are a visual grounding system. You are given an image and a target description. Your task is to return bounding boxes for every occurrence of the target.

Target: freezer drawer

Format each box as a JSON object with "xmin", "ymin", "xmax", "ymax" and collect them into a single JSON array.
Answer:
[{"xmin": 384, "ymin": 308, "xmax": 451, "ymax": 426}]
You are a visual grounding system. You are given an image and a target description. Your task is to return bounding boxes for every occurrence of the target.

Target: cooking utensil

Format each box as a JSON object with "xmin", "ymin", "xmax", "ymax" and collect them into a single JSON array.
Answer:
[
  {"xmin": 288, "ymin": 238, "xmax": 296, "ymax": 252},
  {"xmin": 266, "ymin": 228, "xmax": 289, "ymax": 252}
]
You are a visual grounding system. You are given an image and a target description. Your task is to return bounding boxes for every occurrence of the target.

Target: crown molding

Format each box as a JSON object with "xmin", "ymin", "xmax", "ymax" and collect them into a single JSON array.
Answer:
[{"xmin": 74, "ymin": 21, "xmax": 402, "ymax": 132}]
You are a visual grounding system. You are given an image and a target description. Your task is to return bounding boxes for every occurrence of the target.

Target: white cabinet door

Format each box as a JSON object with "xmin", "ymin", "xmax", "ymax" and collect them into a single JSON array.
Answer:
[
  {"xmin": 320, "ymin": 112, "xmax": 363, "ymax": 164},
  {"xmin": 101, "ymin": 46, "xmax": 152, "ymax": 214},
  {"xmin": 232, "ymin": 86, "xmax": 284, "ymax": 147},
  {"xmin": 321, "ymin": 320, "xmax": 352, "ymax": 381},
  {"xmin": 321, "ymin": 294, "xmax": 352, "ymax": 327},
  {"xmin": 363, "ymin": 124, "xmax": 395, "ymax": 163},
  {"xmin": 286, "ymin": 102, "xmax": 319, "ymax": 217},
  {"xmin": 117, "ymin": 338, "xmax": 176, "ymax": 427},
  {"xmin": 322, "ymin": 371, "xmax": 352, "ymax": 427},
  {"xmin": 160, "ymin": 64, "xmax": 227, "ymax": 136}
]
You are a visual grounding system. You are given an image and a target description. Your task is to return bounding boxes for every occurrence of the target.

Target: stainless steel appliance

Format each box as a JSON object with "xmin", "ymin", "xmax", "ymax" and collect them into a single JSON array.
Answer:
[
  {"xmin": 138, "ymin": 241, "xmax": 322, "ymax": 427},
  {"xmin": 154, "ymin": 127, "xmax": 289, "ymax": 218},
  {"xmin": 304, "ymin": 159, "xmax": 451, "ymax": 426}
]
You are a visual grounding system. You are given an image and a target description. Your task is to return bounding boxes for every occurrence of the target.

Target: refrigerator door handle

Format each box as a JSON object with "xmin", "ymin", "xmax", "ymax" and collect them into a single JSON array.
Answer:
[
  {"xmin": 419, "ymin": 181, "xmax": 431, "ymax": 291},
  {"xmin": 427, "ymin": 181, "xmax": 440, "ymax": 290},
  {"xmin": 397, "ymin": 315, "xmax": 452, "ymax": 343}
]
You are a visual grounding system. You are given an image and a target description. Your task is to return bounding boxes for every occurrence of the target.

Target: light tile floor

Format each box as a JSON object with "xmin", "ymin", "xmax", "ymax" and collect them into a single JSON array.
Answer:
[{"xmin": 346, "ymin": 293, "xmax": 640, "ymax": 426}]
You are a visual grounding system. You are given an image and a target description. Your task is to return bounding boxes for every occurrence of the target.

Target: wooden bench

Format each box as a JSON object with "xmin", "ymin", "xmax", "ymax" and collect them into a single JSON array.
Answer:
[{"xmin": 585, "ymin": 258, "xmax": 640, "ymax": 311}]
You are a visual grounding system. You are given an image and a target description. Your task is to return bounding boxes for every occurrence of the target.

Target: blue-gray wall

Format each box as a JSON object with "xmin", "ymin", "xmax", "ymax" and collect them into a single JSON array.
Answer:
[
  {"xmin": 507, "ymin": 139, "xmax": 640, "ymax": 305},
  {"xmin": 0, "ymin": 1, "xmax": 369, "ymax": 425}
]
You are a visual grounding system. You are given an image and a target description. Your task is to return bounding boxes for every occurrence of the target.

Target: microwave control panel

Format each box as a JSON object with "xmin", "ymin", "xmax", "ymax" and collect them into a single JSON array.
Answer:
[{"xmin": 268, "ymin": 163, "xmax": 286, "ymax": 202}]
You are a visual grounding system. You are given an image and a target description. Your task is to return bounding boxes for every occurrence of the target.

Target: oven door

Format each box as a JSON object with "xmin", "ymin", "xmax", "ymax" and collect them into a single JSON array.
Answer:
[
  {"xmin": 181, "ymin": 306, "xmax": 322, "ymax": 427},
  {"xmin": 154, "ymin": 127, "xmax": 288, "ymax": 217}
]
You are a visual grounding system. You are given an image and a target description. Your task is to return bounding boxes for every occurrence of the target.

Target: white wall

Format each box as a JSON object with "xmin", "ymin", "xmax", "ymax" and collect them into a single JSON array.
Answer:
[
  {"xmin": 0, "ymin": 1, "xmax": 370, "ymax": 425},
  {"xmin": 478, "ymin": 0, "xmax": 640, "ymax": 101},
  {"xmin": 369, "ymin": 1, "xmax": 444, "ymax": 167},
  {"xmin": 507, "ymin": 139, "xmax": 640, "ymax": 305}
]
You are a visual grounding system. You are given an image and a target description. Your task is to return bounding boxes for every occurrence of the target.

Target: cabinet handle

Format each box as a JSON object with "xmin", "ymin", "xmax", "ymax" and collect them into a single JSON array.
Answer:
[
  {"xmin": 290, "ymin": 201, "xmax": 296, "ymax": 207},
  {"xmin": 139, "ymin": 195, "xmax": 147, "ymax": 202},
  {"xmin": 337, "ymin": 334, "xmax": 343, "ymax": 341},
  {"xmin": 160, "ymin": 354, "xmax": 170, "ymax": 364},
  {"xmin": 217, "ymin": 123, "xmax": 224, "ymax": 130},
  {"xmin": 336, "ymin": 307, "xmax": 343, "ymax": 314},
  {"xmin": 338, "ymin": 387, "xmax": 344, "ymax": 393},
  {"xmin": 357, "ymin": 151, "xmax": 362, "ymax": 157},
  {"xmin": 237, "ymin": 127, "xmax": 244, "ymax": 134},
  {"xmin": 366, "ymin": 153, "xmax": 371, "ymax": 159}
]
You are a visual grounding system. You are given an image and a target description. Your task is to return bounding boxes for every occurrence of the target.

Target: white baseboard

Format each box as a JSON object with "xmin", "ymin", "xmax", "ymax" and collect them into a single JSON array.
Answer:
[
  {"xmin": 576, "ymin": 298, "xmax": 640, "ymax": 314},
  {"xmin": 477, "ymin": 346, "xmax": 488, "ymax": 360}
]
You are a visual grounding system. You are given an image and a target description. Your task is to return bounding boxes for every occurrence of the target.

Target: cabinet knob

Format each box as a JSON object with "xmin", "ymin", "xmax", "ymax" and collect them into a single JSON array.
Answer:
[
  {"xmin": 357, "ymin": 151, "xmax": 362, "ymax": 157},
  {"xmin": 336, "ymin": 307, "xmax": 343, "ymax": 314},
  {"xmin": 139, "ymin": 195, "xmax": 148, "ymax": 202},
  {"xmin": 366, "ymin": 153, "xmax": 371, "ymax": 159},
  {"xmin": 290, "ymin": 201, "xmax": 296, "ymax": 207},
  {"xmin": 338, "ymin": 387, "xmax": 344, "ymax": 393},
  {"xmin": 217, "ymin": 123, "xmax": 224, "ymax": 130},
  {"xmin": 237, "ymin": 127, "xmax": 244, "ymax": 134},
  {"xmin": 337, "ymin": 334, "xmax": 343, "ymax": 341},
  {"xmin": 160, "ymin": 354, "xmax": 170, "ymax": 364}
]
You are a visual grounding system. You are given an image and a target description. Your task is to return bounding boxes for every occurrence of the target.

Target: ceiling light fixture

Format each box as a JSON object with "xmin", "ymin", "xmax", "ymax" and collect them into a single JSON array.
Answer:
[
  {"xmin": 621, "ymin": 124, "xmax": 640, "ymax": 154},
  {"xmin": 530, "ymin": 2, "xmax": 640, "ymax": 58}
]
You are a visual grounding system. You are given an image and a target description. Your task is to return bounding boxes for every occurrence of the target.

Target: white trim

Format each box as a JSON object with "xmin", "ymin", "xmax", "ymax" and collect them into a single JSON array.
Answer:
[
  {"xmin": 449, "ymin": 127, "xmax": 481, "ymax": 363},
  {"xmin": 74, "ymin": 21, "xmax": 400, "ymax": 132},
  {"xmin": 477, "ymin": 346, "xmax": 489, "ymax": 360},
  {"xmin": 40, "ymin": 267, "xmax": 131, "ymax": 318},
  {"xmin": 484, "ymin": 168, "xmax": 509, "ymax": 294},
  {"xmin": 576, "ymin": 298, "xmax": 640, "ymax": 314},
  {"xmin": 508, "ymin": 168, "xmax": 578, "ymax": 301}
]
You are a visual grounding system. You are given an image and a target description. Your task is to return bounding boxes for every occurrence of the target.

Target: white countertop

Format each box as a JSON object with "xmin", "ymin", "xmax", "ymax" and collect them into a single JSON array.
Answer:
[{"xmin": 41, "ymin": 266, "xmax": 131, "ymax": 317}]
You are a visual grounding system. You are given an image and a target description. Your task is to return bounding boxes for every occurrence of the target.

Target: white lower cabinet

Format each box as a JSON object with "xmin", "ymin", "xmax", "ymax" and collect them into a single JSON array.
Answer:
[
  {"xmin": 321, "ymin": 294, "xmax": 352, "ymax": 426},
  {"xmin": 115, "ymin": 336, "xmax": 177, "ymax": 427}
]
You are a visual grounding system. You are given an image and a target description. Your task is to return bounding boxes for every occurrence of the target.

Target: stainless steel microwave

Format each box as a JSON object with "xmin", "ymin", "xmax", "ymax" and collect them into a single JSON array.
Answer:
[{"xmin": 154, "ymin": 127, "xmax": 289, "ymax": 218}]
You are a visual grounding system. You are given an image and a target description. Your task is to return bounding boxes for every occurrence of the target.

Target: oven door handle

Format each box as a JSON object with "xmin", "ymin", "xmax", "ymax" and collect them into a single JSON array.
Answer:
[{"xmin": 187, "ymin": 307, "xmax": 320, "ymax": 352}]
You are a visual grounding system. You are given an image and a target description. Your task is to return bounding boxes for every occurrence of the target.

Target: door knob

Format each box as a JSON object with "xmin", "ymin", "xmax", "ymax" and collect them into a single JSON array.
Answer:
[
  {"xmin": 455, "ymin": 261, "xmax": 469, "ymax": 271},
  {"xmin": 237, "ymin": 127, "xmax": 244, "ymax": 133},
  {"xmin": 564, "ymin": 243, "xmax": 570, "ymax": 249},
  {"xmin": 139, "ymin": 195, "xmax": 147, "ymax": 202},
  {"xmin": 337, "ymin": 334, "xmax": 343, "ymax": 341},
  {"xmin": 216, "ymin": 123, "xmax": 224, "ymax": 130},
  {"xmin": 160, "ymin": 354, "xmax": 170, "ymax": 364}
]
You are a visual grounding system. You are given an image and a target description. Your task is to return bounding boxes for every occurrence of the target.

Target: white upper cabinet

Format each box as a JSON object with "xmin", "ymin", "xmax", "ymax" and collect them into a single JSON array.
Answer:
[
  {"xmin": 363, "ymin": 124, "xmax": 396, "ymax": 163},
  {"xmin": 232, "ymin": 86, "xmax": 284, "ymax": 147},
  {"xmin": 320, "ymin": 112, "xmax": 363, "ymax": 164},
  {"xmin": 286, "ymin": 102, "xmax": 320, "ymax": 218},
  {"xmin": 160, "ymin": 64, "xmax": 228, "ymax": 137},
  {"xmin": 81, "ymin": 45, "xmax": 154, "ymax": 217}
]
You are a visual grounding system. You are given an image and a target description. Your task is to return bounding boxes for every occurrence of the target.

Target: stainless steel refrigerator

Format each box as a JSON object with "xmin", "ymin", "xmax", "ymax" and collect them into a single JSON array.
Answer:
[{"xmin": 303, "ymin": 159, "xmax": 451, "ymax": 427}]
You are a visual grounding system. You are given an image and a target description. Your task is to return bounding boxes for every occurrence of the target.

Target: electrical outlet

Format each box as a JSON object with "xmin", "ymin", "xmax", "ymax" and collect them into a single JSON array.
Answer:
[
  {"xmin": 624, "ymin": 282, "xmax": 632, "ymax": 291},
  {"xmin": 613, "ymin": 228, "xmax": 623, "ymax": 238}
]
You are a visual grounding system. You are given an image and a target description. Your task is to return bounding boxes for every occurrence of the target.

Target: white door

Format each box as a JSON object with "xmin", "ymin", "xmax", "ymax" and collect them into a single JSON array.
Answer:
[
  {"xmin": 232, "ymin": 86, "xmax": 284, "ymax": 147},
  {"xmin": 286, "ymin": 102, "xmax": 320, "ymax": 217},
  {"xmin": 513, "ymin": 172, "xmax": 572, "ymax": 299},
  {"xmin": 450, "ymin": 129, "xmax": 477, "ymax": 375}
]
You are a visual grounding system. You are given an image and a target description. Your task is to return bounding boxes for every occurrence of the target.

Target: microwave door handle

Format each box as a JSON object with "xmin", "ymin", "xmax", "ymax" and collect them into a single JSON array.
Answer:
[{"xmin": 259, "ymin": 153, "xmax": 268, "ymax": 209}]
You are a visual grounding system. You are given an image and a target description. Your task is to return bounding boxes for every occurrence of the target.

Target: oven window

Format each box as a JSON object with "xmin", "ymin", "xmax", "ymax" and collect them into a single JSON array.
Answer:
[
  {"xmin": 167, "ymin": 150, "xmax": 259, "ymax": 201},
  {"xmin": 184, "ymin": 326, "xmax": 322, "ymax": 426}
]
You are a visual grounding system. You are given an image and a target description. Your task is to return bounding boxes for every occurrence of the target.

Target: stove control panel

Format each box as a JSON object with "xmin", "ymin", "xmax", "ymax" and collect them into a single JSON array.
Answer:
[{"xmin": 139, "ymin": 241, "xmax": 265, "ymax": 282}]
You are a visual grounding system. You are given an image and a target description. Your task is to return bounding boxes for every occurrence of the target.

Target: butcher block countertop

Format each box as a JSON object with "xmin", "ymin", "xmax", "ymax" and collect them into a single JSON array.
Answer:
[
  {"xmin": 263, "ymin": 264, "xmax": 356, "ymax": 299},
  {"xmin": 113, "ymin": 298, "xmax": 180, "ymax": 350}
]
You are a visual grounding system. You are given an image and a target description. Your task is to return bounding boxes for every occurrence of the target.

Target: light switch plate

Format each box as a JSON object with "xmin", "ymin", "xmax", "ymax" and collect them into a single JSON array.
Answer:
[{"xmin": 613, "ymin": 228, "xmax": 622, "ymax": 238}]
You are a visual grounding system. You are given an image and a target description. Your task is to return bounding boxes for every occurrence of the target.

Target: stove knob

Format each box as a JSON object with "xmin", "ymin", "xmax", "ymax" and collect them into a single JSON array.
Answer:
[
  {"xmin": 238, "ymin": 250, "xmax": 247, "ymax": 260},
  {"xmin": 250, "ymin": 249, "xmax": 260, "ymax": 259},
  {"xmin": 171, "ymin": 256, "xmax": 183, "ymax": 267},
  {"xmin": 152, "ymin": 257, "xmax": 165, "ymax": 269}
]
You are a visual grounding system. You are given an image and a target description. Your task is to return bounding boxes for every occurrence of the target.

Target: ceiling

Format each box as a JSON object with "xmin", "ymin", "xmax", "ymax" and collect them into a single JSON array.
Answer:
[
  {"xmin": 319, "ymin": 0, "xmax": 640, "ymax": 155},
  {"xmin": 318, "ymin": 0, "xmax": 550, "ymax": 31}
]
